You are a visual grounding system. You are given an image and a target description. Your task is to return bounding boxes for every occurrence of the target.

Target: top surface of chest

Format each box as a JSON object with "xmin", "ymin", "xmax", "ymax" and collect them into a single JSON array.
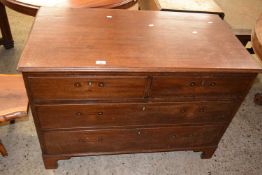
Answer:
[{"xmin": 17, "ymin": 7, "xmax": 261, "ymax": 73}]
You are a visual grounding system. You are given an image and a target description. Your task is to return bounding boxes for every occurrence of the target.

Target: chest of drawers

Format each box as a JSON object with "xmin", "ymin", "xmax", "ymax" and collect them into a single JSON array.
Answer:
[{"xmin": 18, "ymin": 8, "xmax": 262, "ymax": 169}]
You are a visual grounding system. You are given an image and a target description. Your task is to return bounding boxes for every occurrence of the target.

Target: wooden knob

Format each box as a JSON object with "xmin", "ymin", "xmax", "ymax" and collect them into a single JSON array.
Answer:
[
  {"xmin": 88, "ymin": 81, "xmax": 92, "ymax": 86},
  {"xmin": 190, "ymin": 82, "xmax": 196, "ymax": 87},
  {"xmin": 98, "ymin": 82, "xmax": 105, "ymax": 87},
  {"xmin": 209, "ymin": 82, "xmax": 216, "ymax": 87},
  {"xmin": 97, "ymin": 112, "xmax": 103, "ymax": 116},
  {"xmin": 74, "ymin": 82, "xmax": 81, "ymax": 87},
  {"xmin": 142, "ymin": 106, "xmax": 146, "ymax": 111},
  {"xmin": 75, "ymin": 112, "xmax": 83, "ymax": 116}
]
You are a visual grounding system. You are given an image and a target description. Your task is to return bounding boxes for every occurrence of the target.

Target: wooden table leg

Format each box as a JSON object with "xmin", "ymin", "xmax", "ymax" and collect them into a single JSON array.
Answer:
[
  {"xmin": 0, "ymin": 1, "xmax": 14, "ymax": 49},
  {"xmin": 0, "ymin": 140, "xmax": 8, "ymax": 157}
]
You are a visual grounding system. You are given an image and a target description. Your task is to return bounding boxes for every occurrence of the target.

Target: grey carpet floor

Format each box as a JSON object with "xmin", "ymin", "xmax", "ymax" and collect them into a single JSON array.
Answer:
[{"xmin": 0, "ymin": 2, "xmax": 262, "ymax": 175}]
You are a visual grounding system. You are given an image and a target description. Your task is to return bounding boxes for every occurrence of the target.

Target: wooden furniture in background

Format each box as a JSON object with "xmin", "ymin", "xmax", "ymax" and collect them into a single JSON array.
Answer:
[
  {"xmin": 138, "ymin": 0, "xmax": 262, "ymax": 48},
  {"xmin": 0, "ymin": 74, "xmax": 28, "ymax": 156},
  {"xmin": 252, "ymin": 14, "xmax": 262, "ymax": 105},
  {"xmin": 214, "ymin": 0, "xmax": 262, "ymax": 47},
  {"xmin": 18, "ymin": 8, "xmax": 262, "ymax": 169},
  {"xmin": 138, "ymin": 0, "xmax": 225, "ymax": 18},
  {"xmin": 0, "ymin": 0, "xmax": 137, "ymax": 49},
  {"xmin": 0, "ymin": 140, "xmax": 8, "ymax": 156}
]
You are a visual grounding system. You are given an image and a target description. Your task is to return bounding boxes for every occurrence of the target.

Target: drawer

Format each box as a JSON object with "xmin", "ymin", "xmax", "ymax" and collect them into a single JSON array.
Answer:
[
  {"xmin": 28, "ymin": 76, "xmax": 147, "ymax": 100},
  {"xmin": 43, "ymin": 125, "xmax": 223, "ymax": 155},
  {"xmin": 36, "ymin": 101, "xmax": 235, "ymax": 129},
  {"xmin": 151, "ymin": 75, "xmax": 254, "ymax": 99}
]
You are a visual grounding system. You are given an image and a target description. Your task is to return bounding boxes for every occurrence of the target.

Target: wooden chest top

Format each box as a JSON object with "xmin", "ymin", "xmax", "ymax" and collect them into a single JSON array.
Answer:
[{"xmin": 17, "ymin": 7, "xmax": 262, "ymax": 73}]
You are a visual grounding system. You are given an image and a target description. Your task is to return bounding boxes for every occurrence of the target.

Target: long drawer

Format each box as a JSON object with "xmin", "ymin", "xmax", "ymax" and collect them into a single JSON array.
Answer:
[
  {"xmin": 28, "ymin": 76, "xmax": 147, "ymax": 101},
  {"xmin": 43, "ymin": 125, "xmax": 223, "ymax": 155},
  {"xmin": 35, "ymin": 101, "xmax": 236, "ymax": 129},
  {"xmin": 151, "ymin": 74, "xmax": 254, "ymax": 99}
]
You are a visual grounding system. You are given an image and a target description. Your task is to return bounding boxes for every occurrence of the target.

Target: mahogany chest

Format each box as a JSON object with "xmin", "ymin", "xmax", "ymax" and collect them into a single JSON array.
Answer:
[{"xmin": 17, "ymin": 8, "xmax": 262, "ymax": 169}]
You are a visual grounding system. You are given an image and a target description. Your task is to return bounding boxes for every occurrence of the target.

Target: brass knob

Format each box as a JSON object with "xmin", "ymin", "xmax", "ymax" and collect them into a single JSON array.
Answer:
[
  {"xmin": 209, "ymin": 82, "xmax": 216, "ymax": 87},
  {"xmin": 74, "ymin": 82, "xmax": 82, "ymax": 87},
  {"xmin": 97, "ymin": 112, "xmax": 103, "ymax": 116},
  {"xmin": 88, "ymin": 81, "xmax": 93, "ymax": 86},
  {"xmin": 75, "ymin": 112, "xmax": 83, "ymax": 116},
  {"xmin": 190, "ymin": 82, "xmax": 196, "ymax": 87},
  {"xmin": 98, "ymin": 82, "xmax": 105, "ymax": 87}
]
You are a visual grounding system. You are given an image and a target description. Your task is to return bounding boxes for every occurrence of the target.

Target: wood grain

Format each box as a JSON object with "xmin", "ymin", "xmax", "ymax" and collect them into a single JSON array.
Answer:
[
  {"xmin": 35, "ymin": 101, "xmax": 237, "ymax": 129},
  {"xmin": 28, "ymin": 76, "xmax": 147, "ymax": 101},
  {"xmin": 0, "ymin": 74, "xmax": 28, "ymax": 123},
  {"xmin": 18, "ymin": 8, "xmax": 261, "ymax": 73},
  {"xmin": 43, "ymin": 125, "xmax": 224, "ymax": 155},
  {"xmin": 18, "ymin": 8, "xmax": 262, "ymax": 169}
]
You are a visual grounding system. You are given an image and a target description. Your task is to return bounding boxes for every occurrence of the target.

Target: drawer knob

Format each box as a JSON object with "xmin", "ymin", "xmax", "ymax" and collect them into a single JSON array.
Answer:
[
  {"xmin": 98, "ymin": 82, "xmax": 105, "ymax": 87},
  {"xmin": 74, "ymin": 82, "xmax": 82, "ymax": 87},
  {"xmin": 88, "ymin": 81, "xmax": 92, "ymax": 86},
  {"xmin": 75, "ymin": 112, "xmax": 83, "ymax": 116},
  {"xmin": 142, "ymin": 106, "xmax": 146, "ymax": 111},
  {"xmin": 209, "ymin": 82, "xmax": 216, "ymax": 87},
  {"xmin": 97, "ymin": 112, "xmax": 103, "ymax": 116},
  {"xmin": 190, "ymin": 82, "xmax": 196, "ymax": 87}
]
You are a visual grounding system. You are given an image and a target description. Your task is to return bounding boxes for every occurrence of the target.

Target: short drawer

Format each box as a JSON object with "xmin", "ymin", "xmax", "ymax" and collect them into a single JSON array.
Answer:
[
  {"xmin": 36, "ymin": 101, "xmax": 235, "ymax": 129},
  {"xmin": 28, "ymin": 76, "xmax": 147, "ymax": 100},
  {"xmin": 151, "ymin": 74, "xmax": 255, "ymax": 99},
  {"xmin": 43, "ymin": 125, "xmax": 223, "ymax": 155}
]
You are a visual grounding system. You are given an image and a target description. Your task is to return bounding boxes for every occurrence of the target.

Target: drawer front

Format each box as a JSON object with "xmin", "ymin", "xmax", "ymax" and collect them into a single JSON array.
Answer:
[
  {"xmin": 151, "ymin": 75, "xmax": 254, "ymax": 99},
  {"xmin": 28, "ymin": 76, "xmax": 147, "ymax": 100},
  {"xmin": 36, "ymin": 101, "xmax": 235, "ymax": 129},
  {"xmin": 43, "ymin": 126, "xmax": 223, "ymax": 155}
]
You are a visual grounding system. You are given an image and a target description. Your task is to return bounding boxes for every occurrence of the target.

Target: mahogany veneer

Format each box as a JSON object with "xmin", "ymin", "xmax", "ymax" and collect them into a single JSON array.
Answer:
[
  {"xmin": 0, "ymin": 0, "xmax": 137, "ymax": 49},
  {"xmin": 18, "ymin": 8, "xmax": 262, "ymax": 169}
]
